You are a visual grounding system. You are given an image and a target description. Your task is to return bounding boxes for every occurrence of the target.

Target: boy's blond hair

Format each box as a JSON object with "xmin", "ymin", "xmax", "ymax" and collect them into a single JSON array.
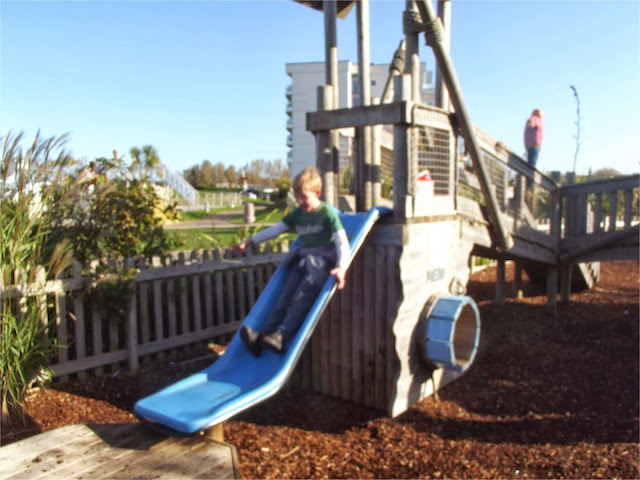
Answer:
[{"xmin": 293, "ymin": 166, "xmax": 323, "ymax": 194}]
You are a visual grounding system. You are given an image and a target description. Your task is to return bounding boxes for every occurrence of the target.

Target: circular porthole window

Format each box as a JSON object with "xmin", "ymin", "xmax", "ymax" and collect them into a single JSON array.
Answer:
[{"xmin": 418, "ymin": 295, "xmax": 481, "ymax": 373}]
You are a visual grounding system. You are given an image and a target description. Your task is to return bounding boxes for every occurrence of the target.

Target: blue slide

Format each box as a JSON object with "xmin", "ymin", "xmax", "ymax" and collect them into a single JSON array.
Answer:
[{"xmin": 134, "ymin": 206, "xmax": 390, "ymax": 435}]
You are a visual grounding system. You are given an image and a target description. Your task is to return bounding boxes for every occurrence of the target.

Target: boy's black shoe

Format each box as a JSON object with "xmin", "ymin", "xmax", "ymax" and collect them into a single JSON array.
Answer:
[
  {"xmin": 263, "ymin": 331, "xmax": 284, "ymax": 354},
  {"xmin": 240, "ymin": 325, "xmax": 262, "ymax": 357}
]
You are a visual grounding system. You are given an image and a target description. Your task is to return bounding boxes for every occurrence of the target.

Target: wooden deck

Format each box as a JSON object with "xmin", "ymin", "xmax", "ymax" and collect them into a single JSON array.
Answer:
[{"xmin": 0, "ymin": 423, "xmax": 238, "ymax": 479}]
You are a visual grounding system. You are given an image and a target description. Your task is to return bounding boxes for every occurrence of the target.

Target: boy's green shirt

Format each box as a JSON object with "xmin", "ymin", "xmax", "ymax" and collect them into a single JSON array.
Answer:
[{"xmin": 282, "ymin": 202, "xmax": 343, "ymax": 249}]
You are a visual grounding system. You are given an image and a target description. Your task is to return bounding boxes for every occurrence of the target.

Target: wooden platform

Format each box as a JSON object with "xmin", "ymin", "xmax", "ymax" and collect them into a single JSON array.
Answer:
[{"xmin": 0, "ymin": 423, "xmax": 238, "ymax": 479}]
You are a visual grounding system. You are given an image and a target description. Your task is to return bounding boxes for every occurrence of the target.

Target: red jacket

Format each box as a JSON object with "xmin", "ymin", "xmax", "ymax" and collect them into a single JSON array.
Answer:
[{"xmin": 524, "ymin": 114, "xmax": 544, "ymax": 149}]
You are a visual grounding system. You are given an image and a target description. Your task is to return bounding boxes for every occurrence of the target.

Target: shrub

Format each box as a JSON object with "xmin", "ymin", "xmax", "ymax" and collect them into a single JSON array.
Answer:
[{"xmin": 1, "ymin": 131, "xmax": 74, "ymax": 423}]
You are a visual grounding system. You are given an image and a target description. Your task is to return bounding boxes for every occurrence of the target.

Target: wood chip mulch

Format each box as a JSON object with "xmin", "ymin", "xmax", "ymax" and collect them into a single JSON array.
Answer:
[{"xmin": 2, "ymin": 260, "xmax": 638, "ymax": 479}]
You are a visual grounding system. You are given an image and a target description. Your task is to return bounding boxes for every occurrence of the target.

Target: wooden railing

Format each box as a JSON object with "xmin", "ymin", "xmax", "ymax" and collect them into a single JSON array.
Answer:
[
  {"xmin": 1, "ymin": 244, "xmax": 288, "ymax": 380},
  {"xmin": 559, "ymin": 174, "xmax": 639, "ymax": 262}
]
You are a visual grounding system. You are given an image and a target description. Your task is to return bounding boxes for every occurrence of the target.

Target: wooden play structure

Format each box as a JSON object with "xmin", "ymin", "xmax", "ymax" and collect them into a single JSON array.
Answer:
[{"xmin": 294, "ymin": 0, "xmax": 639, "ymax": 417}]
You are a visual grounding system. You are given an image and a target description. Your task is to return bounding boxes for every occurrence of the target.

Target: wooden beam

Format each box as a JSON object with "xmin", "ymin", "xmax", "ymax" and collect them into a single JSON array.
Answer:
[
  {"xmin": 559, "ymin": 225, "xmax": 639, "ymax": 262},
  {"xmin": 560, "ymin": 174, "xmax": 639, "ymax": 196},
  {"xmin": 308, "ymin": 101, "xmax": 413, "ymax": 131}
]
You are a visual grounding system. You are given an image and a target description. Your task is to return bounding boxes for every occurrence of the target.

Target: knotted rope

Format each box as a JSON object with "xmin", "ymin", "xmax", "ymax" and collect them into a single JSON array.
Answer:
[{"xmin": 402, "ymin": 9, "xmax": 443, "ymax": 47}]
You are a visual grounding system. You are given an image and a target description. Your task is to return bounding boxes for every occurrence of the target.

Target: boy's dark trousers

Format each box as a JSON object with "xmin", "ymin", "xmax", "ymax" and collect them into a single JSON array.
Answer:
[{"xmin": 262, "ymin": 257, "xmax": 330, "ymax": 340}]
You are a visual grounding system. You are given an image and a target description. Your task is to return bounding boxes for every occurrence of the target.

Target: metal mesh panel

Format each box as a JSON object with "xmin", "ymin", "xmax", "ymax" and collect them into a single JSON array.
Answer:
[
  {"xmin": 338, "ymin": 133, "xmax": 354, "ymax": 196},
  {"xmin": 482, "ymin": 152, "xmax": 509, "ymax": 211},
  {"xmin": 380, "ymin": 144, "xmax": 394, "ymax": 200},
  {"xmin": 416, "ymin": 126, "xmax": 451, "ymax": 195}
]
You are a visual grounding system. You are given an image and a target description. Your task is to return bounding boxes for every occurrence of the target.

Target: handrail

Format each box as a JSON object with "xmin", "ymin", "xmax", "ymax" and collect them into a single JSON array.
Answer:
[{"xmin": 560, "ymin": 174, "xmax": 639, "ymax": 196}]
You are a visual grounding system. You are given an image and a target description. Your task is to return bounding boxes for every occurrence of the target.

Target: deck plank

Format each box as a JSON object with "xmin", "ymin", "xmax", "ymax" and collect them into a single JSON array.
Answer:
[
  {"xmin": 0, "ymin": 423, "xmax": 237, "ymax": 480},
  {"xmin": 11, "ymin": 423, "xmax": 168, "ymax": 480}
]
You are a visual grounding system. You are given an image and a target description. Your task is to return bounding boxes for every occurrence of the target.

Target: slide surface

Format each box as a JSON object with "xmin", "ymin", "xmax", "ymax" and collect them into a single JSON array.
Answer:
[{"xmin": 134, "ymin": 206, "xmax": 390, "ymax": 434}]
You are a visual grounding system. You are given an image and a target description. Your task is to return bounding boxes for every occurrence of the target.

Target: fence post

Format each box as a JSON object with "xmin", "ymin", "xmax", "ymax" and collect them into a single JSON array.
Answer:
[
  {"xmin": 495, "ymin": 257, "xmax": 505, "ymax": 306},
  {"xmin": 72, "ymin": 262, "xmax": 87, "ymax": 379},
  {"xmin": 514, "ymin": 262, "xmax": 523, "ymax": 299},
  {"xmin": 546, "ymin": 265, "xmax": 558, "ymax": 314},
  {"xmin": 126, "ymin": 258, "xmax": 139, "ymax": 372}
]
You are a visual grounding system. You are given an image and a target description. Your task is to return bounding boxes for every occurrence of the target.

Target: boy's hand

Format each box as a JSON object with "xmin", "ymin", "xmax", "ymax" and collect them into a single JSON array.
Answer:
[
  {"xmin": 233, "ymin": 238, "xmax": 251, "ymax": 256},
  {"xmin": 330, "ymin": 266, "xmax": 347, "ymax": 290}
]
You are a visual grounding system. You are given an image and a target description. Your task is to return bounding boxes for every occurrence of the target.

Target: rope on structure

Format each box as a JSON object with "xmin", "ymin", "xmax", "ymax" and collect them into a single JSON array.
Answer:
[
  {"xmin": 389, "ymin": 43, "xmax": 406, "ymax": 74},
  {"xmin": 424, "ymin": 19, "xmax": 443, "ymax": 47},
  {"xmin": 402, "ymin": 9, "xmax": 425, "ymax": 34},
  {"xmin": 402, "ymin": 8, "xmax": 443, "ymax": 47}
]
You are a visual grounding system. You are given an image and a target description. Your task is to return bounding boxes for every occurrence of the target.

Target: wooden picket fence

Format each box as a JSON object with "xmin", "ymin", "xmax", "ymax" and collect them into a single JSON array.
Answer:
[{"xmin": 0, "ymin": 243, "xmax": 289, "ymax": 382}]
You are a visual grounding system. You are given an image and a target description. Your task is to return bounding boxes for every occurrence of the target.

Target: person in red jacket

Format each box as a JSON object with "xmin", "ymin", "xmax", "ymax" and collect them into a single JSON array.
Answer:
[
  {"xmin": 524, "ymin": 108, "xmax": 544, "ymax": 168},
  {"xmin": 524, "ymin": 109, "xmax": 544, "ymax": 188}
]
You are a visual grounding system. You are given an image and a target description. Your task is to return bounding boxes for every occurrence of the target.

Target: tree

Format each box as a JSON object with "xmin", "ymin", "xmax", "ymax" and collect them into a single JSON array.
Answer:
[
  {"xmin": 200, "ymin": 160, "xmax": 215, "ymax": 187},
  {"xmin": 184, "ymin": 158, "xmax": 290, "ymax": 189},
  {"xmin": 214, "ymin": 162, "xmax": 226, "ymax": 186},
  {"xmin": 183, "ymin": 164, "xmax": 201, "ymax": 187},
  {"xmin": 225, "ymin": 165, "xmax": 237, "ymax": 187},
  {"xmin": 591, "ymin": 168, "xmax": 622, "ymax": 180},
  {"xmin": 130, "ymin": 144, "xmax": 161, "ymax": 178}
]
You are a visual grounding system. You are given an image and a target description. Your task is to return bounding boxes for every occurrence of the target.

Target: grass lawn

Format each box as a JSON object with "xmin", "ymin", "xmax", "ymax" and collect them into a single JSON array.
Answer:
[
  {"xmin": 224, "ymin": 202, "xmax": 287, "ymax": 225},
  {"xmin": 168, "ymin": 201, "xmax": 291, "ymax": 250},
  {"xmin": 166, "ymin": 227, "xmax": 243, "ymax": 251},
  {"xmin": 177, "ymin": 206, "xmax": 240, "ymax": 222}
]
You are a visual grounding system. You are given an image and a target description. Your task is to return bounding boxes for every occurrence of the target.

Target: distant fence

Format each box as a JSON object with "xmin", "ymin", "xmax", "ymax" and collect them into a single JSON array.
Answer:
[
  {"xmin": 0, "ymin": 244, "xmax": 288, "ymax": 381},
  {"xmin": 177, "ymin": 192, "xmax": 243, "ymax": 211}
]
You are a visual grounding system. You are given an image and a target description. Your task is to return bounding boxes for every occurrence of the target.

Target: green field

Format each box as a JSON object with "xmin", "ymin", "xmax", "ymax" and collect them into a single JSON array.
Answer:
[{"xmin": 168, "ymin": 202, "xmax": 290, "ymax": 250}]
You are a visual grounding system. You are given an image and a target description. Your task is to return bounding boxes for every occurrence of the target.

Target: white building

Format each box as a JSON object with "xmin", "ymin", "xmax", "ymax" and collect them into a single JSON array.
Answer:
[{"xmin": 285, "ymin": 61, "xmax": 435, "ymax": 178}]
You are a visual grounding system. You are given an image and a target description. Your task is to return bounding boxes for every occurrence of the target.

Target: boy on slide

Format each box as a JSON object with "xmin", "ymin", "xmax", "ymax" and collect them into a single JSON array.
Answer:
[{"xmin": 234, "ymin": 166, "xmax": 350, "ymax": 356}]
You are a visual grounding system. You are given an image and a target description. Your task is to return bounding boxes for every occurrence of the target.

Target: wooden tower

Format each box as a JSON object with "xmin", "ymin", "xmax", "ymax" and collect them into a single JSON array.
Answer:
[{"xmin": 296, "ymin": 0, "xmax": 488, "ymax": 417}]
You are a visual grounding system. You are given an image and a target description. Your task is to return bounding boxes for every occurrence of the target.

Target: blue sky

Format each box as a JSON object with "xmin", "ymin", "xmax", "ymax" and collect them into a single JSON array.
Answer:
[{"xmin": 1, "ymin": 0, "xmax": 639, "ymax": 176}]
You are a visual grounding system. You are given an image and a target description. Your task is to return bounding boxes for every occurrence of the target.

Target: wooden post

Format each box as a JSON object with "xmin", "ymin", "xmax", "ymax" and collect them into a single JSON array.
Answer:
[
  {"xmin": 405, "ymin": 0, "xmax": 421, "ymax": 103},
  {"xmin": 72, "ymin": 262, "xmax": 87, "ymax": 379},
  {"xmin": 324, "ymin": 0, "xmax": 338, "ymax": 110},
  {"xmin": 608, "ymin": 191, "xmax": 618, "ymax": 232},
  {"xmin": 624, "ymin": 189, "xmax": 633, "ymax": 227},
  {"xmin": 546, "ymin": 266, "xmax": 558, "ymax": 314},
  {"xmin": 317, "ymin": 85, "xmax": 335, "ymax": 204},
  {"xmin": 324, "ymin": 0, "xmax": 340, "ymax": 206},
  {"xmin": 435, "ymin": 0, "xmax": 451, "ymax": 111},
  {"xmin": 495, "ymin": 257, "xmax": 505, "ymax": 306},
  {"xmin": 371, "ymin": 96, "xmax": 382, "ymax": 206},
  {"xmin": 594, "ymin": 193, "xmax": 603, "ymax": 232},
  {"xmin": 205, "ymin": 423, "xmax": 224, "ymax": 443},
  {"xmin": 514, "ymin": 174, "xmax": 525, "ymax": 230},
  {"xmin": 356, "ymin": 0, "xmax": 372, "ymax": 211},
  {"xmin": 404, "ymin": 0, "xmax": 420, "ymax": 205},
  {"xmin": 393, "ymin": 74, "xmax": 413, "ymax": 219},
  {"xmin": 501, "ymin": 170, "xmax": 509, "ymax": 212},
  {"xmin": 243, "ymin": 202, "xmax": 255, "ymax": 224},
  {"xmin": 514, "ymin": 262, "xmax": 523, "ymax": 299},
  {"xmin": 127, "ymin": 272, "xmax": 139, "ymax": 372},
  {"xmin": 560, "ymin": 262, "xmax": 572, "ymax": 303}
]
